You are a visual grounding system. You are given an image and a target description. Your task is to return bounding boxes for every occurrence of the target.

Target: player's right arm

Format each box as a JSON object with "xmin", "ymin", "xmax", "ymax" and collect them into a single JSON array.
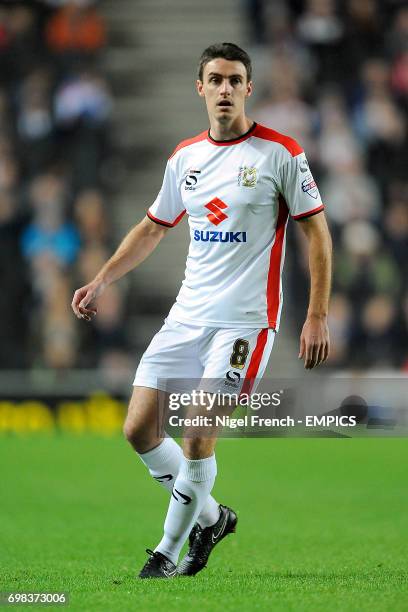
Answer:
[{"xmin": 71, "ymin": 216, "xmax": 168, "ymax": 320}]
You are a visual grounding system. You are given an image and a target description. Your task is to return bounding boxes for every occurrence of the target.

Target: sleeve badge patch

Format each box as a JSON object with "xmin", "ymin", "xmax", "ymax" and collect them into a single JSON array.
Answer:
[{"xmin": 301, "ymin": 174, "xmax": 319, "ymax": 199}]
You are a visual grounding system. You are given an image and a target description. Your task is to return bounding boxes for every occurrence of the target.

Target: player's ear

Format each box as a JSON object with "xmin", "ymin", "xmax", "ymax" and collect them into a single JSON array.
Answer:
[
  {"xmin": 196, "ymin": 79, "xmax": 205, "ymax": 97},
  {"xmin": 246, "ymin": 80, "xmax": 253, "ymax": 98}
]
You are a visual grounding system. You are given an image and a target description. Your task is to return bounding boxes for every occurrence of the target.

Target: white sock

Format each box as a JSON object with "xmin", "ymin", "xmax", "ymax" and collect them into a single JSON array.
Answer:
[
  {"xmin": 138, "ymin": 438, "xmax": 220, "ymax": 527},
  {"xmin": 155, "ymin": 454, "xmax": 217, "ymax": 564},
  {"xmin": 138, "ymin": 437, "xmax": 181, "ymax": 493}
]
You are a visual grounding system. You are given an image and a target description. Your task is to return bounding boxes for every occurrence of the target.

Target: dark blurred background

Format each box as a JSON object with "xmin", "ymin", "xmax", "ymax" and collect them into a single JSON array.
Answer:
[{"xmin": 0, "ymin": 0, "xmax": 407, "ymax": 400}]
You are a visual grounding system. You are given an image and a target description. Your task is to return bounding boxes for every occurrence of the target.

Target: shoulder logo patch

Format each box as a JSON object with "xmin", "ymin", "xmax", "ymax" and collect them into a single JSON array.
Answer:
[{"xmin": 299, "ymin": 159, "xmax": 309, "ymax": 173}]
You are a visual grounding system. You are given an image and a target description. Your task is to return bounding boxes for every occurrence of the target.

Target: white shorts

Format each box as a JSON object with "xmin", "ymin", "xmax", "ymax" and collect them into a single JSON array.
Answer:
[{"xmin": 133, "ymin": 317, "xmax": 275, "ymax": 395}]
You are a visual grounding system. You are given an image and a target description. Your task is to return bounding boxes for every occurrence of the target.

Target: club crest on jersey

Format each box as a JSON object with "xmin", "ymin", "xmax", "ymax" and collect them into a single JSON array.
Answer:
[
  {"xmin": 184, "ymin": 168, "xmax": 201, "ymax": 191},
  {"xmin": 301, "ymin": 174, "xmax": 319, "ymax": 199},
  {"xmin": 237, "ymin": 166, "xmax": 258, "ymax": 188}
]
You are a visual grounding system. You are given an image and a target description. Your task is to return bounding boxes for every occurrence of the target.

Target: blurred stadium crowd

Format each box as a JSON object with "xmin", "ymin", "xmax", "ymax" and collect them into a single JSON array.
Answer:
[
  {"xmin": 249, "ymin": 0, "xmax": 408, "ymax": 370},
  {"xmin": 0, "ymin": 0, "xmax": 407, "ymax": 377},
  {"xmin": 0, "ymin": 0, "xmax": 131, "ymax": 375}
]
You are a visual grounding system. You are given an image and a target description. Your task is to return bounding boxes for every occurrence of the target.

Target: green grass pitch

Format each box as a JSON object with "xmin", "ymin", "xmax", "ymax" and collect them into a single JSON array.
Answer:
[{"xmin": 1, "ymin": 435, "xmax": 407, "ymax": 611}]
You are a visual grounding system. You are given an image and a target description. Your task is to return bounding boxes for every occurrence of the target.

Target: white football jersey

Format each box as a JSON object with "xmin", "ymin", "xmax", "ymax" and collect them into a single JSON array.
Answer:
[{"xmin": 147, "ymin": 122, "xmax": 324, "ymax": 331}]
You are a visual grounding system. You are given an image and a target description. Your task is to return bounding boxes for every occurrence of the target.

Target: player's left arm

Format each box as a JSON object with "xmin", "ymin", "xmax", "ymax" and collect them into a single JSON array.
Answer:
[{"xmin": 296, "ymin": 211, "xmax": 332, "ymax": 369}]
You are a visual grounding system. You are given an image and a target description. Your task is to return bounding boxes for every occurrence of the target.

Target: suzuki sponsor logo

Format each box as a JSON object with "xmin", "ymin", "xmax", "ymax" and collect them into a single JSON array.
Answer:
[
  {"xmin": 194, "ymin": 230, "xmax": 247, "ymax": 243},
  {"xmin": 205, "ymin": 197, "xmax": 228, "ymax": 225}
]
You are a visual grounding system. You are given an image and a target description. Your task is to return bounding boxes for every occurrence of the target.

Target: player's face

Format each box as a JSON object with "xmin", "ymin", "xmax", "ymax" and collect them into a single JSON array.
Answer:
[{"xmin": 196, "ymin": 58, "xmax": 252, "ymax": 124}]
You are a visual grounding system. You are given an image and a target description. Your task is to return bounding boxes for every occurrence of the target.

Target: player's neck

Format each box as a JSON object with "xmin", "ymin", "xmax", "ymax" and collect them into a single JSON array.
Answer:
[{"xmin": 208, "ymin": 116, "xmax": 254, "ymax": 142}]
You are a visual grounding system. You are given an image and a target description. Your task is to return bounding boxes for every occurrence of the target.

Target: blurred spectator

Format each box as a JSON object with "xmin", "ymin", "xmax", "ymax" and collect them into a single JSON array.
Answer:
[
  {"xmin": 335, "ymin": 221, "xmax": 401, "ymax": 304},
  {"xmin": 384, "ymin": 188, "xmax": 408, "ymax": 281},
  {"xmin": 391, "ymin": 50, "xmax": 408, "ymax": 99},
  {"xmin": 351, "ymin": 58, "xmax": 406, "ymax": 189},
  {"xmin": 54, "ymin": 70, "xmax": 112, "ymax": 187},
  {"xmin": 341, "ymin": 0, "xmax": 384, "ymax": 86},
  {"xmin": 92, "ymin": 285, "xmax": 127, "ymax": 351},
  {"xmin": 45, "ymin": 0, "xmax": 106, "ymax": 62},
  {"xmin": 326, "ymin": 293, "xmax": 352, "ymax": 367},
  {"xmin": 76, "ymin": 243, "xmax": 110, "ymax": 285},
  {"xmin": 352, "ymin": 58, "xmax": 405, "ymax": 139},
  {"xmin": 0, "ymin": 5, "xmax": 46, "ymax": 85},
  {"xmin": 386, "ymin": 6, "xmax": 408, "ymax": 60},
  {"xmin": 21, "ymin": 173, "xmax": 80, "ymax": 268},
  {"xmin": 246, "ymin": 0, "xmax": 293, "ymax": 46},
  {"xmin": 16, "ymin": 67, "xmax": 55, "ymax": 176},
  {"xmin": 318, "ymin": 91, "xmax": 363, "ymax": 173},
  {"xmin": 76, "ymin": 283, "xmax": 130, "ymax": 370},
  {"xmin": 21, "ymin": 214, "xmax": 80, "ymax": 267},
  {"xmin": 0, "ymin": 154, "xmax": 19, "ymax": 192},
  {"xmin": 54, "ymin": 70, "xmax": 111, "ymax": 126},
  {"xmin": 321, "ymin": 165, "xmax": 381, "ymax": 227},
  {"xmin": 41, "ymin": 269, "xmax": 77, "ymax": 369},
  {"xmin": 296, "ymin": 0, "xmax": 344, "ymax": 82},
  {"xmin": 73, "ymin": 188, "xmax": 109, "ymax": 245},
  {"xmin": 0, "ymin": 8, "xmax": 9, "ymax": 49},
  {"xmin": 351, "ymin": 294, "xmax": 400, "ymax": 368}
]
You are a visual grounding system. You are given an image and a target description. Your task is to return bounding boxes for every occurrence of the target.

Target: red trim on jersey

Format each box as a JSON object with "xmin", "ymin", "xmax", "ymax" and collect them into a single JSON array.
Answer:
[
  {"xmin": 147, "ymin": 209, "xmax": 186, "ymax": 228},
  {"xmin": 240, "ymin": 329, "xmax": 269, "ymax": 397},
  {"xmin": 169, "ymin": 131, "xmax": 207, "ymax": 159},
  {"xmin": 267, "ymin": 195, "xmax": 289, "ymax": 328},
  {"xmin": 207, "ymin": 122, "xmax": 257, "ymax": 146},
  {"xmin": 253, "ymin": 124, "xmax": 303, "ymax": 157},
  {"xmin": 168, "ymin": 123, "xmax": 302, "ymax": 156},
  {"xmin": 292, "ymin": 204, "xmax": 325, "ymax": 220}
]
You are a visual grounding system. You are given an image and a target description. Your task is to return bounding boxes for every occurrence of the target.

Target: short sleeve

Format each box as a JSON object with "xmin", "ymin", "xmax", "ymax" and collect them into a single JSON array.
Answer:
[
  {"xmin": 147, "ymin": 161, "xmax": 186, "ymax": 227},
  {"xmin": 279, "ymin": 151, "xmax": 324, "ymax": 220}
]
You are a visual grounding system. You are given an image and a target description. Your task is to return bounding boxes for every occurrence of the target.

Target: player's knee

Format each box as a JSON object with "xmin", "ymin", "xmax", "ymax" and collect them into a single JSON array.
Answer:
[
  {"xmin": 123, "ymin": 416, "xmax": 156, "ymax": 451},
  {"xmin": 123, "ymin": 416, "xmax": 143, "ymax": 444}
]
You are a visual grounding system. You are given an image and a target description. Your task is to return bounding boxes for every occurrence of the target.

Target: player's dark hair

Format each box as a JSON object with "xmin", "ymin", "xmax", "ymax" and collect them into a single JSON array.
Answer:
[{"xmin": 198, "ymin": 42, "xmax": 252, "ymax": 82}]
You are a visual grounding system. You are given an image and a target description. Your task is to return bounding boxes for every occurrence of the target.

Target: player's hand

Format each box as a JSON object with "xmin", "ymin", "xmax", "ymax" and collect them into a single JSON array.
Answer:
[
  {"xmin": 298, "ymin": 314, "xmax": 330, "ymax": 369},
  {"xmin": 71, "ymin": 280, "xmax": 105, "ymax": 321}
]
